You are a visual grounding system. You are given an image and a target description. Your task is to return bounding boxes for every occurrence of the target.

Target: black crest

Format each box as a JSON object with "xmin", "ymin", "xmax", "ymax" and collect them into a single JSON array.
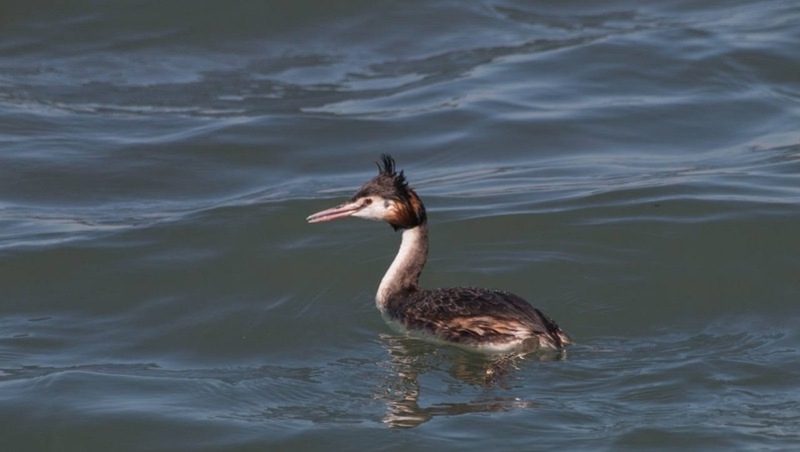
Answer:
[
  {"xmin": 376, "ymin": 154, "xmax": 409, "ymax": 194},
  {"xmin": 377, "ymin": 154, "xmax": 396, "ymax": 176},
  {"xmin": 352, "ymin": 154, "xmax": 410, "ymax": 201}
]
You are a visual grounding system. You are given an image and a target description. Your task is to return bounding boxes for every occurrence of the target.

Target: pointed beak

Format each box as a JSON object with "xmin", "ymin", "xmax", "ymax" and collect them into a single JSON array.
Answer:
[{"xmin": 306, "ymin": 200, "xmax": 364, "ymax": 223}]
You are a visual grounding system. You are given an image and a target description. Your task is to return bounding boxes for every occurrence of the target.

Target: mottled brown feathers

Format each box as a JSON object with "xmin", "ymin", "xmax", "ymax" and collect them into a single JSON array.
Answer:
[{"xmin": 385, "ymin": 287, "xmax": 571, "ymax": 350}]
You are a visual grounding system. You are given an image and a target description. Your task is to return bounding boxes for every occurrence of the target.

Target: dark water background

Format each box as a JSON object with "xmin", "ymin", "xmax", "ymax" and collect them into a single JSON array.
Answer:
[{"xmin": 1, "ymin": 0, "xmax": 799, "ymax": 450}]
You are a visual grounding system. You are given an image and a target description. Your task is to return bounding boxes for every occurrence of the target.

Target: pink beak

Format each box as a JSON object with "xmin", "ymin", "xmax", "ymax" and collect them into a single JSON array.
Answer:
[{"xmin": 306, "ymin": 200, "xmax": 364, "ymax": 223}]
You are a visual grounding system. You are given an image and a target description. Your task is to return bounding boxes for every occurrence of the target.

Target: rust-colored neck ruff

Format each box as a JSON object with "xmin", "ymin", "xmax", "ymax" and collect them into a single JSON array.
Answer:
[{"xmin": 376, "ymin": 224, "xmax": 428, "ymax": 310}]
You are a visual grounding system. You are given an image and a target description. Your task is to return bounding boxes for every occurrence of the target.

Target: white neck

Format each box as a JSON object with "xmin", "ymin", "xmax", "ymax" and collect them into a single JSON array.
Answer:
[{"xmin": 376, "ymin": 225, "xmax": 428, "ymax": 310}]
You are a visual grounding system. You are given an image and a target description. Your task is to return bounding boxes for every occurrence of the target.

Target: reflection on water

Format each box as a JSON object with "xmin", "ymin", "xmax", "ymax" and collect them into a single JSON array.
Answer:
[{"xmin": 377, "ymin": 334, "xmax": 563, "ymax": 428}]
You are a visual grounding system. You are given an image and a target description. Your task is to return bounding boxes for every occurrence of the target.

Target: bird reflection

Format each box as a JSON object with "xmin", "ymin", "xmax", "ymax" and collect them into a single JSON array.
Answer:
[{"xmin": 377, "ymin": 334, "xmax": 565, "ymax": 428}]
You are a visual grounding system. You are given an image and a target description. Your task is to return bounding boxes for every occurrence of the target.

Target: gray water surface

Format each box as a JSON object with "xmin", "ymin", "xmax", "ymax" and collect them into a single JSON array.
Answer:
[{"xmin": 1, "ymin": 1, "xmax": 799, "ymax": 450}]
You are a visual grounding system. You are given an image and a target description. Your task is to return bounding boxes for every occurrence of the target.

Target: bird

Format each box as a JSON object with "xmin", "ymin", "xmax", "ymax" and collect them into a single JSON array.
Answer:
[{"xmin": 306, "ymin": 155, "xmax": 571, "ymax": 353}]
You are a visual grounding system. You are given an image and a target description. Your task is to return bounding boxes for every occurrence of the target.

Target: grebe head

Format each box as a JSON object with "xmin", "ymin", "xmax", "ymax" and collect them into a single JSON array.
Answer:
[{"xmin": 306, "ymin": 154, "xmax": 426, "ymax": 230}]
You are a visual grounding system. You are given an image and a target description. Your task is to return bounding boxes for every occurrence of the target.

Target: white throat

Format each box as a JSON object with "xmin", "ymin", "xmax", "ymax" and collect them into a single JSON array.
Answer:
[{"xmin": 376, "ymin": 225, "xmax": 428, "ymax": 310}]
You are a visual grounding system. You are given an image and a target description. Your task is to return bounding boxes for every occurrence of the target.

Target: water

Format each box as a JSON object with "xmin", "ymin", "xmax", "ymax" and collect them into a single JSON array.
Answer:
[{"xmin": 1, "ymin": 0, "xmax": 799, "ymax": 449}]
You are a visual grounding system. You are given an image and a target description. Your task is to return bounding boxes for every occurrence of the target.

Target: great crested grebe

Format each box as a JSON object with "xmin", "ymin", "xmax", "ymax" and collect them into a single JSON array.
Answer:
[{"xmin": 307, "ymin": 155, "xmax": 571, "ymax": 352}]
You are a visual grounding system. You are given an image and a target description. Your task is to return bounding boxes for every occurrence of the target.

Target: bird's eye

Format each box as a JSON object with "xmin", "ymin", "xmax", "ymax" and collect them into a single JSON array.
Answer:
[{"xmin": 363, "ymin": 198, "xmax": 373, "ymax": 205}]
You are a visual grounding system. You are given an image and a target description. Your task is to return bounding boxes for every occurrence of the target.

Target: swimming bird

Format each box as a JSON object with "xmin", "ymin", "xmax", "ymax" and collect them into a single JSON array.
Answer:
[{"xmin": 306, "ymin": 155, "xmax": 571, "ymax": 352}]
